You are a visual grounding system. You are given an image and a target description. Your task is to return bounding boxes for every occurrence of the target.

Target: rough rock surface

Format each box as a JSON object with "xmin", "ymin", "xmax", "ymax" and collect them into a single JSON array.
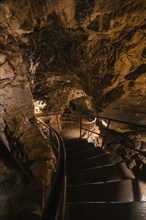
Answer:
[
  {"xmin": 1, "ymin": 0, "xmax": 146, "ymax": 124},
  {"xmin": 106, "ymin": 131, "xmax": 146, "ymax": 179},
  {"xmin": 24, "ymin": 0, "xmax": 146, "ymax": 126},
  {"xmin": 0, "ymin": 160, "xmax": 25, "ymax": 219},
  {"xmin": 0, "ymin": 2, "xmax": 55, "ymax": 218},
  {"xmin": 1, "ymin": 0, "xmax": 145, "ymax": 124}
]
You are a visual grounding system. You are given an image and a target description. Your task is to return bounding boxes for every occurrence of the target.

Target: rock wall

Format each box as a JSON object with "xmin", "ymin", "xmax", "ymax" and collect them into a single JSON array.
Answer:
[
  {"xmin": 18, "ymin": 0, "xmax": 145, "ymax": 126},
  {"xmin": 1, "ymin": 1, "xmax": 144, "ymax": 126},
  {"xmin": 0, "ymin": 3, "xmax": 55, "ymax": 218}
]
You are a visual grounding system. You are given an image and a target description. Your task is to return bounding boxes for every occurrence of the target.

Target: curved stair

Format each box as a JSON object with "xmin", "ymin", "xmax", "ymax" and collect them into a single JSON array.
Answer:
[{"xmin": 64, "ymin": 138, "xmax": 146, "ymax": 220}]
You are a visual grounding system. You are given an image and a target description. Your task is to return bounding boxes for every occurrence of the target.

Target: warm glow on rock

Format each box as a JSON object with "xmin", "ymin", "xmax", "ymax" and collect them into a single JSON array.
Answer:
[{"xmin": 34, "ymin": 101, "xmax": 46, "ymax": 114}]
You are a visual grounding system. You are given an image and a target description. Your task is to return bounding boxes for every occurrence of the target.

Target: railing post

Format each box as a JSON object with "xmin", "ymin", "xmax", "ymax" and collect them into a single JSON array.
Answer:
[
  {"xmin": 80, "ymin": 116, "xmax": 82, "ymax": 138},
  {"xmin": 101, "ymin": 119, "xmax": 111, "ymax": 149}
]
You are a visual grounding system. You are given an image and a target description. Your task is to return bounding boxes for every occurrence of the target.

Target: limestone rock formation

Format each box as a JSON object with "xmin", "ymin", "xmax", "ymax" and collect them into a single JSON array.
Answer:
[
  {"xmin": 1, "ymin": 0, "xmax": 145, "ymax": 124},
  {"xmin": 23, "ymin": 0, "xmax": 146, "ymax": 125},
  {"xmin": 0, "ymin": 2, "xmax": 55, "ymax": 218}
]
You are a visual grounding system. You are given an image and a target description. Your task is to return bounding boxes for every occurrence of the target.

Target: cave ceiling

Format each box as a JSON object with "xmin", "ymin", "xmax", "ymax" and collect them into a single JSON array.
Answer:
[{"xmin": 1, "ymin": 0, "xmax": 146, "ymax": 126}]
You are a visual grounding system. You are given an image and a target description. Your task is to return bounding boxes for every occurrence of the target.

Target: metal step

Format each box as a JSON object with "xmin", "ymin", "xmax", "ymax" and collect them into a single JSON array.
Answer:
[
  {"xmin": 67, "ymin": 162, "xmax": 134, "ymax": 185},
  {"xmin": 64, "ymin": 137, "xmax": 145, "ymax": 220},
  {"xmin": 66, "ymin": 142, "xmax": 94, "ymax": 154},
  {"xmin": 67, "ymin": 179, "xmax": 142, "ymax": 203},
  {"xmin": 67, "ymin": 153, "xmax": 112, "ymax": 172},
  {"xmin": 65, "ymin": 201, "xmax": 146, "ymax": 220},
  {"xmin": 64, "ymin": 138, "xmax": 87, "ymax": 147},
  {"xmin": 67, "ymin": 147, "xmax": 104, "ymax": 163}
]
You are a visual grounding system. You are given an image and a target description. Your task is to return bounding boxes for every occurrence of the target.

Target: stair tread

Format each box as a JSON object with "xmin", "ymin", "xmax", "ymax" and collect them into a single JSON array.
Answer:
[
  {"xmin": 67, "ymin": 179, "xmax": 146, "ymax": 202},
  {"xmin": 65, "ymin": 201, "xmax": 146, "ymax": 220},
  {"xmin": 64, "ymin": 138, "xmax": 87, "ymax": 147},
  {"xmin": 65, "ymin": 138, "xmax": 145, "ymax": 220},
  {"xmin": 67, "ymin": 153, "xmax": 112, "ymax": 171},
  {"xmin": 67, "ymin": 147, "xmax": 103, "ymax": 162},
  {"xmin": 67, "ymin": 162, "xmax": 134, "ymax": 184},
  {"xmin": 67, "ymin": 151, "xmax": 108, "ymax": 163},
  {"xmin": 67, "ymin": 145, "xmax": 103, "ymax": 155},
  {"xmin": 68, "ymin": 163, "xmax": 119, "ymax": 173},
  {"xmin": 66, "ymin": 142, "xmax": 94, "ymax": 154}
]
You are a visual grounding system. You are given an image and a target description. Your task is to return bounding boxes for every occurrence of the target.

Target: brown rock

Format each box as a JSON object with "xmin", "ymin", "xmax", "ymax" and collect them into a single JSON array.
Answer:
[{"xmin": 0, "ymin": 54, "xmax": 6, "ymax": 65}]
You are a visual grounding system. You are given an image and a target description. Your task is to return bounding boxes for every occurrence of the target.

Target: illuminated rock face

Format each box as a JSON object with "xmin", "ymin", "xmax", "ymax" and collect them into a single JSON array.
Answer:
[
  {"xmin": 1, "ymin": 0, "xmax": 145, "ymax": 124},
  {"xmin": 16, "ymin": 0, "xmax": 146, "ymax": 124}
]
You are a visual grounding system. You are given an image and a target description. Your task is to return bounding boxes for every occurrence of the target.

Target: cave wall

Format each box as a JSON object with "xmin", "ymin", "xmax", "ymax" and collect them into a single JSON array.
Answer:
[
  {"xmin": 1, "ymin": 1, "xmax": 145, "ymax": 125},
  {"xmin": 0, "ymin": 2, "xmax": 55, "ymax": 218},
  {"xmin": 17, "ymin": 0, "xmax": 146, "ymax": 125},
  {"xmin": 0, "ymin": 0, "xmax": 146, "ymax": 217}
]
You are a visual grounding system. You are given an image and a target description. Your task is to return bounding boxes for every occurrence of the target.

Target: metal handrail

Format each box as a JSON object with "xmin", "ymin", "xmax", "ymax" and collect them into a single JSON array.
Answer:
[
  {"xmin": 97, "ymin": 116, "xmax": 146, "ymax": 129},
  {"xmin": 37, "ymin": 112, "xmax": 146, "ymax": 196},
  {"xmin": 37, "ymin": 119, "xmax": 66, "ymax": 220},
  {"xmin": 80, "ymin": 115, "xmax": 146, "ymax": 151},
  {"xmin": 37, "ymin": 112, "xmax": 146, "ymax": 128},
  {"xmin": 38, "ymin": 111, "xmax": 146, "ymax": 136},
  {"xmin": 82, "ymin": 115, "xmax": 97, "ymax": 125},
  {"xmin": 38, "ymin": 111, "xmax": 146, "ymax": 154}
]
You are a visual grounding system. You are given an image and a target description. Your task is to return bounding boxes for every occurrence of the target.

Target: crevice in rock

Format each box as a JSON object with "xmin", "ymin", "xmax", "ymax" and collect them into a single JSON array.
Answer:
[
  {"xmin": 75, "ymin": 0, "xmax": 96, "ymax": 22},
  {"xmin": 125, "ymin": 64, "xmax": 146, "ymax": 81}
]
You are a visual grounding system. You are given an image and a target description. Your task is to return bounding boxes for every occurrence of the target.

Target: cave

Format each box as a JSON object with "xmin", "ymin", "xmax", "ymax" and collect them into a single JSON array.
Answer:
[{"xmin": 0, "ymin": 0, "xmax": 146, "ymax": 220}]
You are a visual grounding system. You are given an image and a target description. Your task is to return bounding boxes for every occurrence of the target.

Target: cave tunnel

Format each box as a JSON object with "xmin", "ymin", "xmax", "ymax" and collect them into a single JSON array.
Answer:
[{"xmin": 0, "ymin": 0, "xmax": 146, "ymax": 219}]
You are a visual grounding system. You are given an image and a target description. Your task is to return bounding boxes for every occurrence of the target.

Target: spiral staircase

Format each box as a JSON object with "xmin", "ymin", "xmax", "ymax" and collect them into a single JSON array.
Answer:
[
  {"xmin": 1, "ymin": 113, "xmax": 146, "ymax": 220},
  {"xmin": 39, "ymin": 112, "xmax": 146, "ymax": 220},
  {"xmin": 64, "ymin": 138, "xmax": 146, "ymax": 220}
]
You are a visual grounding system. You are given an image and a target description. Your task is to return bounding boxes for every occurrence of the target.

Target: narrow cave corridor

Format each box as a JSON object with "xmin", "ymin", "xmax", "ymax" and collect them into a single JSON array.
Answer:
[{"xmin": 0, "ymin": 0, "xmax": 146, "ymax": 219}]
